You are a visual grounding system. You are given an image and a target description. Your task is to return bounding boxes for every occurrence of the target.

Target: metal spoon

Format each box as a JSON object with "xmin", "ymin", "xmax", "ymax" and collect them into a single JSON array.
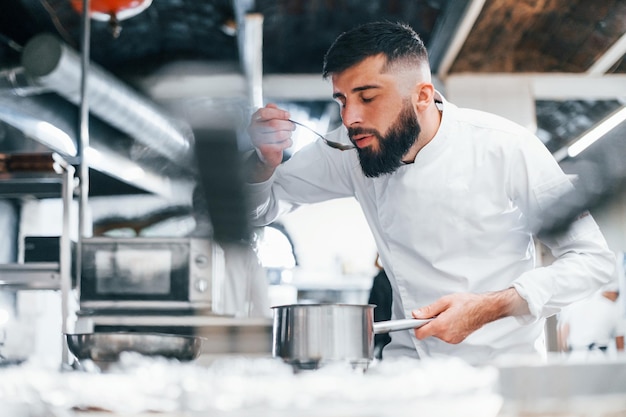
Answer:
[{"xmin": 289, "ymin": 119, "xmax": 355, "ymax": 151}]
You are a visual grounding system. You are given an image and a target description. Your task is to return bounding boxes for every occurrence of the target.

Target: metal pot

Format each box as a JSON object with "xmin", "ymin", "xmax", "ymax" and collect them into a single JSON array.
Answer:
[{"xmin": 271, "ymin": 303, "xmax": 431, "ymax": 370}]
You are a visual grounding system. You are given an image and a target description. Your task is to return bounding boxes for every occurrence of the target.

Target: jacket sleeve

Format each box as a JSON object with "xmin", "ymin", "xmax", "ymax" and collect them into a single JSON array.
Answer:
[
  {"xmin": 245, "ymin": 128, "xmax": 357, "ymax": 227},
  {"xmin": 506, "ymin": 132, "xmax": 615, "ymax": 323}
]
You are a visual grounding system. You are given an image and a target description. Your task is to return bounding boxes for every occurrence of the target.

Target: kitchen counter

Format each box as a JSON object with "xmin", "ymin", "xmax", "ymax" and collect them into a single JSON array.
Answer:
[
  {"xmin": 1, "ymin": 354, "xmax": 625, "ymax": 417},
  {"xmin": 497, "ymin": 356, "xmax": 626, "ymax": 416}
]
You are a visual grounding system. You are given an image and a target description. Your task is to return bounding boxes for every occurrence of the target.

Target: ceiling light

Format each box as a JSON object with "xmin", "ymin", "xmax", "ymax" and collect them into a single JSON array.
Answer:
[
  {"xmin": 69, "ymin": 0, "xmax": 154, "ymax": 38},
  {"xmin": 220, "ymin": 18, "xmax": 238, "ymax": 37},
  {"xmin": 567, "ymin": 106, "xmax": 626, "ymax": 158},
  {"xmin": 69, "ymin": 0, "xmax": 153, "ymax": 21}
]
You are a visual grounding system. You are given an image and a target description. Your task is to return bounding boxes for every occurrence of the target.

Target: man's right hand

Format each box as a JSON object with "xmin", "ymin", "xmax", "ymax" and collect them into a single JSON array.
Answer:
[{"xmin": 246, "ymin": 104, "xmax": 295, "ymax": 182}]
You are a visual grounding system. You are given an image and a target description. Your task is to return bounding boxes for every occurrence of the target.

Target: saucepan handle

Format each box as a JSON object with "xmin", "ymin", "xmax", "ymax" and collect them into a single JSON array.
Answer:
[{"xmin": 373, "ymin": 318, "xmax": 433, "ymax": 334}]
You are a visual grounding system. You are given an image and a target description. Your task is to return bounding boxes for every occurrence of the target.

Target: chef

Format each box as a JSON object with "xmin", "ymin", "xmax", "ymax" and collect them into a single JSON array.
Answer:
[{"xmin": 243, "ymin": 21, "xmax": 615, "ymax": 363}]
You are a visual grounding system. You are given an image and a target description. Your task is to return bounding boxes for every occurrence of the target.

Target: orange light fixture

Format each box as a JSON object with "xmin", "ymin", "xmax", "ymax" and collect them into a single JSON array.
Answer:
[
  {"xmin": 70, "ymin": 0, "xmax": 153, "ymax": 37},
  {"xmin": 70, "ymin": 0, "xmax": 153, "ymax": 21}
]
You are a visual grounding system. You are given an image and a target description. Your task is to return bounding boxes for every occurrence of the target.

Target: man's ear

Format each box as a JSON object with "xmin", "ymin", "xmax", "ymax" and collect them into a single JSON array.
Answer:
[{"xmin": 413, "ymin": 82, "xmax": 435, "ymax": 112}]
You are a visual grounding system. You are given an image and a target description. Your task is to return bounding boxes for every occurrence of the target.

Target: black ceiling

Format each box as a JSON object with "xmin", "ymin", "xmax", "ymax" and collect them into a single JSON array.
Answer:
[
  {"xmin": 0, "ymin": 0, "xmax": 453, "ymax": 76},
  {"xmin": 256, "ymin": 0, "xmax": 448, "ymax": 74}
]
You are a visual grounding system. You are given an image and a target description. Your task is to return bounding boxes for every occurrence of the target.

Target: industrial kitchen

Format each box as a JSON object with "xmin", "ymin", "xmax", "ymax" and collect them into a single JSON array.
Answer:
[{"xmin": 0, "ymin": 1, "xmax": 625, "ymax": 416}]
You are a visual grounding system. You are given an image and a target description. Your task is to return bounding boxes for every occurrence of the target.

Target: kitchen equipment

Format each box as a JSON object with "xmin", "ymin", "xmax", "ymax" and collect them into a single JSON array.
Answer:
[
  {"xmin": 79, "ymin": 237, "xmax": 225, "ymax": 312},
  {"xmin": 289, "ymin": 119, "xmax": 355, "ymax": 151},
  {"xmin": 66, "ymin": 332, "xmax": 203, "ymax": 365},
  {"xmin": 272, "ymin": 303, "xmax": 432, "ymax": 370},
  {"xmin": 0, "ymin": 152, "xmax": 56, "ymax": 173},
  {"xmin": 23, "ymin": 236, "xmax": 77, "ymax": 264}
]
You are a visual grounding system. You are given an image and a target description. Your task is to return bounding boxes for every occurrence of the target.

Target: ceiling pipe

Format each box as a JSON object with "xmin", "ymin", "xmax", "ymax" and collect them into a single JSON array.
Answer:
[
  {"xmin": 232, "ymin": 0, "xmax": 263, "ymax": 111},
  {"xmin": 242, "ymin": 13, "xmax": 264, "ymax": 110},
  {"xmin": 0, "ymin": 67, "xmax": 51, "ymax": 96},
  {"xmin": 20, "ymin": 33, "xmax": 194, "ymax": 167},
  {"xmin": 78, "ymin": 0, "xmax": 93, "ymax": 246},
  {"xmin": 0, "ymin": 94, "xmax": 194, "ymax": 202}
]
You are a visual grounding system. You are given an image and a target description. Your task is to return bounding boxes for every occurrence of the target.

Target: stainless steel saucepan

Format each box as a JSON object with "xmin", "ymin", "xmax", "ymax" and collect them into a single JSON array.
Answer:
[{"xmin": 272, "ymin": 303, "xmax": 432, "ymax": 370}]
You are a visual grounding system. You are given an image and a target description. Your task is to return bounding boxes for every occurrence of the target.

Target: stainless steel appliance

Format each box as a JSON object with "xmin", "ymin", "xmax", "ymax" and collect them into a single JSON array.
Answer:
[{"xmin": 79, "ymin": 237, "xmax": 224, "ymax": 312}]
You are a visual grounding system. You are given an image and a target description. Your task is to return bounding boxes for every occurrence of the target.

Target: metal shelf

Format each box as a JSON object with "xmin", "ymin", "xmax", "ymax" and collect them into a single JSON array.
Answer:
[
  {"xmin": 0, "ymin": 172, "xmax": 64, "ymax": 198},
  {"xmin": 0, "ymin": 154, "xmax": 75, "ymax": 368},
  {"xmin": 0, "ymin": 263, "xmax": 61, "ymax": 290},
  {"xmin": 0, "ymin": 156, "xmax": 73, "ymax": 291}
]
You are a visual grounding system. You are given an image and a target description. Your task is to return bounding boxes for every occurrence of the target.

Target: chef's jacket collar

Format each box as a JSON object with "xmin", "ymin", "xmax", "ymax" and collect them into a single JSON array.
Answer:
[{"xmin": 410, "ymin": 90, "xmax": 452, "ymax": 164}]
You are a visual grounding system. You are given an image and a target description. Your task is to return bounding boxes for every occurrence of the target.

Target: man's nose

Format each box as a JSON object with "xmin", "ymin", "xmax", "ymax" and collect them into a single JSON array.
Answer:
[{"xmin": 341, "ymin": 103, "xmax": 363, "ymax": 127}]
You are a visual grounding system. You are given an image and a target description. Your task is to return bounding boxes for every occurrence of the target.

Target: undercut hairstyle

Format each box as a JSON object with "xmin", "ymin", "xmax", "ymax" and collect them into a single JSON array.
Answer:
[{"xmin": 322, "ymin": 21, "xmax": 429, "ymax": 79}]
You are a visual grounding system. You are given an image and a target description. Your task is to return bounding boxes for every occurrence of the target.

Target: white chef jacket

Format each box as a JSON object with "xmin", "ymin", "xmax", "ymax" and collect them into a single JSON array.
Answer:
[{"xmin": 246, "ymin": 92, "xmax": 615, "ymax": 364}]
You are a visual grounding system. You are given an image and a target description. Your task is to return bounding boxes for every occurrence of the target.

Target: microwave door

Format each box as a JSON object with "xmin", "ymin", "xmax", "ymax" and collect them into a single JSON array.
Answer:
[{"xmin": 80, "ymin": 239, "xmax": 192, "ymax": 308}]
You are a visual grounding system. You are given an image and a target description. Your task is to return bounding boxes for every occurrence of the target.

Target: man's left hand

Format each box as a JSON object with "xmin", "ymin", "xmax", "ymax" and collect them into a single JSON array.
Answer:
[{"xmin": 411, "ymin": 288, "xmax": 529, "ymax": 344}]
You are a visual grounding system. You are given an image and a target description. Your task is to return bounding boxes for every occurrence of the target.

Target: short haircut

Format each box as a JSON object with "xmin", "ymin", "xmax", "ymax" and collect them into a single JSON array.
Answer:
[{"xmin": 322, "ymin": 21, "xmax": 429, "ymax": 78}]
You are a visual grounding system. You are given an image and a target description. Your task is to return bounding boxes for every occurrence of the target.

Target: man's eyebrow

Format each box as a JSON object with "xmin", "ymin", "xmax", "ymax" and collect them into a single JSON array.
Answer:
[
  {"xmin": 353, "ymin": 85, "xmax": 381, "ymax": 93},
  {"xmin": 332, "ymin": 85, "xmax": 381, "ymax": 99}
]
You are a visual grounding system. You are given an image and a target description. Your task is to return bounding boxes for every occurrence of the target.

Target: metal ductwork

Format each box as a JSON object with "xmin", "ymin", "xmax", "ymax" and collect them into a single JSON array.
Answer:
[
  {"xmin": 233, "ymin": 0, "xmax": 263, "ymax": 110},
  {"xmin": 0, "ymin": 93, "xmax": 194, "ymax": 202},
  {"xmin": 19, "ymin": 33, "xmax": 194, "ymax": 168},
  {"xmin": 241, "ymin": 13, "xmax": 264, "ymax": 109},
  {"xmin": 0, "ymin": 67, "xmax": 50, "ymax": 97}
]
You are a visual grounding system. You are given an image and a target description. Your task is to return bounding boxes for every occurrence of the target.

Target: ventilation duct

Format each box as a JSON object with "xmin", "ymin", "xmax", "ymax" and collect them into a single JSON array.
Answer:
[
  {"xmin": 241, "ymin": 13, "xmax": 264, "ymax": 109},
  {"xmin": 20, "ymin": 33, "xmax": 194, "ymax": 167},
  {"xmin": 0, "ymin": 93, "xmax": 193, "ymax": 202},
  {"xmin": 0, "ymin": 67, "xmax": 50, "ymax": 97}
]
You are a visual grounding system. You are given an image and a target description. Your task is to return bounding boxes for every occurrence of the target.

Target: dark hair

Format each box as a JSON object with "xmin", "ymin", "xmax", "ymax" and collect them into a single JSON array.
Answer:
[{"xmin": 323, "ymin": 21, "xmax": 429, "ymax": 78}]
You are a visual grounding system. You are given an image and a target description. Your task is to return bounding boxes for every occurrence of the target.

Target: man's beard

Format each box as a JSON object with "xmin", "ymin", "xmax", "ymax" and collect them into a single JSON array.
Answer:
[{"xmin": 349, "ymin": 102, "xmax": 421, "ymax": 178}]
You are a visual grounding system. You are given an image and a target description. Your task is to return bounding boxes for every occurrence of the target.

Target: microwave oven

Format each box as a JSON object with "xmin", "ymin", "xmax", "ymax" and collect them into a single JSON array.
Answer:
[{"xmin": 79, "ymin": 237, "xmax": 225, "ymax": 312}]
